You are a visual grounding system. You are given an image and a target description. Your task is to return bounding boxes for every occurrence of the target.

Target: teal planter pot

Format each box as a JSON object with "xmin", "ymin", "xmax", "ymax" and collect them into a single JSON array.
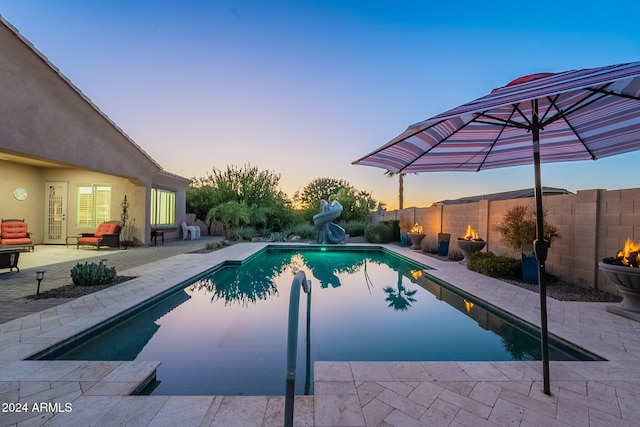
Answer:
[{"xmin": 521, "ymin": 250, "xmax": 539, "ymax": 285}]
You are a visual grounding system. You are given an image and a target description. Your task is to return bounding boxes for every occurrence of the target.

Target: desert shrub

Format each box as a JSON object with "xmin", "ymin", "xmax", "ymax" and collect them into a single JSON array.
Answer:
[
  {"xmin": 467, "ymin": 252, "xmax": 521, "ymax": 280},
  {"xmin": 448, "ymin": 250, "xmax": 464, "ymax": 261},
  {"xmin": 70, "ymin": 262, "xmax": 117, "ymax": 286},
  {"xmin": 205, "ymin": 241, "xmax": 222, "ymax": 251},
  {"xmin": 269, "ymin": 230, "xmax": 289, "ymax": 242},
  {"xmin": 387, "ymin": 220, "xmax": 400, "ymax": 240},
  {"xmin": 494, "ymin": 205, "xmax": 558, "ymax": 253},
  {"xmin": 364, "ymin": 223, "xmax": 394, "ymax": 243},
  {"xmin": 340, "ymin": 220, "xmax": 366, "ymax": 237},
  {"xmin": 233, "ymin": 225, "xmax": 257, "ymax": 241},
  {"xmin": 288, "ymin": 222, "xmax": 316, "ymax": 239}
]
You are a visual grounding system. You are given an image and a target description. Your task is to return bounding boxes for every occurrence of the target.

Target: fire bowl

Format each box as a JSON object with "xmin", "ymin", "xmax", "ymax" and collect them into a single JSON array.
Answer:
[
  {"xmin": 457, "ymin": 239, "xmax": 487, "ymax": 265},
  {"xmin": 599, "ymin": 261, "xmax": 640, "ymax": 315},
  {"xmin": 407, "ymin": 233, "xmax": 426, "ymax": 250}
]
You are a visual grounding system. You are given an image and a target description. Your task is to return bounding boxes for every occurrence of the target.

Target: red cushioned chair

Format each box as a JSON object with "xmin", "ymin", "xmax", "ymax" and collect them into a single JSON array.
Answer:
[
  {"xmin": 77, "ymin": 221, "xmax": 121, "ymax": 250},
  {"xmin": 0, "ymin": 219, "xmax": 34, "ymax": 252}
]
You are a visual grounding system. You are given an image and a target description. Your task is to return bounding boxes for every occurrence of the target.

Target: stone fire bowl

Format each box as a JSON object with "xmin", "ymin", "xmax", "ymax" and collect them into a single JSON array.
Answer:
[
  {"xmin": 457, "ymin": 239, "xmax": 487, "ymax": 265},
  {"xmin": 598, "ymin": 262, "xmax": 640, "ymax": 292},
  {"xmin": 457, "ymin": 239, "xmax": 487, "ymax": 253},
  {"xmin": 599, "ymin": 262, "xmax": 640, "ymax": 317}
]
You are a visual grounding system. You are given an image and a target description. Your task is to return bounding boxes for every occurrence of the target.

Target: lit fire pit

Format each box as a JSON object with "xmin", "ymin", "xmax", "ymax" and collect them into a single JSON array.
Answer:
[
  {"xmin": 406, "ymin": 223, "xmax": 425, "ymax": 250},
  {"xmin": 599, "ymin": 238, "xmax": 640, "ymax": 317},
  {"xmin": 457, "ymin": 224, "xmax": 486, "ymax": 265}
]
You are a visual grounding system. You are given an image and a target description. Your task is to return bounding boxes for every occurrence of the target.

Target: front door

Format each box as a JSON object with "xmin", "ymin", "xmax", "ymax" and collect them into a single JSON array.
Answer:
[{"xmin": 44, "ymin": 182, "xmax": 68, "ymax": 244}]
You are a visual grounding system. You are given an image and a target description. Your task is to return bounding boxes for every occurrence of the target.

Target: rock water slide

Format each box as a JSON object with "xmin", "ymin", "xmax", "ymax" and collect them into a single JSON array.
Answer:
[{"xmin": 313, "ymin": 200, "xmax": 346, "ymax": 244}]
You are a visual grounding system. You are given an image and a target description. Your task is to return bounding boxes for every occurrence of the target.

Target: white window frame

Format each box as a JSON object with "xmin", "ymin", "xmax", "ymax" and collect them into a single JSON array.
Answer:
[
  {"xmin": 150, "ymin": 188, "xmax": 176, "ymax": 226},
  {"xmin": 76, "ymin": 184, "xmax": 111, "ymax": 227}
]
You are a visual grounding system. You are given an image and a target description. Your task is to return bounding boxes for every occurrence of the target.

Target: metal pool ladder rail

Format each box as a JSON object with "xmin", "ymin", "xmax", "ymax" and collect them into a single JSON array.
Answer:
[{"xmin": 284, "ymin": 270, "xmax": 312, "ymax": 427}]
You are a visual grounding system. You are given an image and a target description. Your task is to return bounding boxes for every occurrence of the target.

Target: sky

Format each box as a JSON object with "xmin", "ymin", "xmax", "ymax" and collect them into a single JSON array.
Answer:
[{"xmin": 1, "ymin": 0, "xmax": 639, "ymax": 210}]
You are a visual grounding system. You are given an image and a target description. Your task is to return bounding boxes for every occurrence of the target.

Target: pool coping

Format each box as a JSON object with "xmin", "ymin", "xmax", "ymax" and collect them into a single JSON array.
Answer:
[{"xmin": 2, "ymin": 242, "xmax": 640, "ymax": 425}]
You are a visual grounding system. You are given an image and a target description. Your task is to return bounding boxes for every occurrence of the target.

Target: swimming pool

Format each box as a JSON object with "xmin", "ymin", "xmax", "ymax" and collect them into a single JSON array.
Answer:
[{"xmin": 45, "ymin": 247, "xmax": 596, "ymax": 396}]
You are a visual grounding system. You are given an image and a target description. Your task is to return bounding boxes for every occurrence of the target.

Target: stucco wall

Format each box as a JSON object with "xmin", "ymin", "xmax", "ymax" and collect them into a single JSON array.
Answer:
[
  {"xmin": 0, "ymin": 21, "xmax": 160, "ymax": 180},
  {"xmin": 381, "ymin": 187, "xmax": 640, "ymax": 295},
  {"xmin": 0, "ymin": 160, "xmax": 44, "ymax": 240},
  {"xmin": 1, "ymin": 19, "xmax": 189, "ymax": 246}
]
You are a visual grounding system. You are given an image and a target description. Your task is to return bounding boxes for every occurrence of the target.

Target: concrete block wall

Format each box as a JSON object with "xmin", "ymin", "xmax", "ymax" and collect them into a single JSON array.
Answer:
[{"xmin": 381, "ymin": 187, "xmax": 640, "ymax": 295}]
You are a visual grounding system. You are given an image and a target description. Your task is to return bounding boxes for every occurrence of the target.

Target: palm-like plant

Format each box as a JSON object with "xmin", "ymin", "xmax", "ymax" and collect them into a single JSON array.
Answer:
[
  {"xmin": 382, "ymin": 272, "xmax": 417, "ymax": 311},
  {"xmin": 384, "ymin": 171, "xmax": 416, "ymax": 210}
]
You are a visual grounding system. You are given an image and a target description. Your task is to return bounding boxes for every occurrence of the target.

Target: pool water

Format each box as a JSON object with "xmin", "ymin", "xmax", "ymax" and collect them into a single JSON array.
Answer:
[{"xmin": 47, "ymin": 248, "xmax": 594, "ymax": 396}]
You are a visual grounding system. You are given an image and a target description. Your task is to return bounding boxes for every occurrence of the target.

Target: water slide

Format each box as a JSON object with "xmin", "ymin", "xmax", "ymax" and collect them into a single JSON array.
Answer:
[{"xmin": 313, "ymin": 200, "xmax": 346, "ymax": 244}]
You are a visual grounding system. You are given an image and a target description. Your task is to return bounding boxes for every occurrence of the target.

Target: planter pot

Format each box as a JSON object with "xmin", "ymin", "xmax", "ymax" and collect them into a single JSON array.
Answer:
[
  {"xmin": 400, "ymin": 232, "xmax": 409, "ymax": 247},
  {"xmin": 457, "ymin": 239, "xmax": 486, "ymax": 265},
  {"xmin": 437, "ymin": 233, "xmax": 451, "ymax": 257},
  {"xmin": 599, "ymin": 262, "xmax": 640, "ymax": 316},
  {"xmin": 407, "ymin": 233, "xmax": 425, "ymax": 250},
  {"xmin": 521, "ymin": 250, "xmax": 539, "ymax": 285}
]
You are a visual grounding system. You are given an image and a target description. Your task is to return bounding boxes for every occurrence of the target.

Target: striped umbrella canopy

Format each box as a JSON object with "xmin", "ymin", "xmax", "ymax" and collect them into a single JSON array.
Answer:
[
  {"xmin": 353, "ymin": 61, "xmax": 640, "ymax": 395},
  {"xmin": 354, "ymin": 61, "xmax": 640, "ymax": 173}
]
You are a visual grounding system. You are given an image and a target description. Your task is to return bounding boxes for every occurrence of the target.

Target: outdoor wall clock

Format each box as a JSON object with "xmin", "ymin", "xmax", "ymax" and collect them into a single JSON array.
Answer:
[{"xmin": 13, "ymin": 187, "xmax": 28, "ymax": 201}]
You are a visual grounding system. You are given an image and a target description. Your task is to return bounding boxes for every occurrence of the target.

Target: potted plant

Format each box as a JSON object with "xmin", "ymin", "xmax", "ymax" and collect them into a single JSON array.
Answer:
[{"xmin": 494, "ymin": 206, "xmax": 557, "ymax": 284}]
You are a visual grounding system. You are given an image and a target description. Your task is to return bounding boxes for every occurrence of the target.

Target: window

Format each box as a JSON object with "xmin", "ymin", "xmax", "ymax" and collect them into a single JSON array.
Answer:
[
  {"xmin": 151, "ymin": 188, "xmax": 175, "ymax": 226},
  {"xmin": 77, "ymin": 185, "xmax": 111, "ymax": 227}
]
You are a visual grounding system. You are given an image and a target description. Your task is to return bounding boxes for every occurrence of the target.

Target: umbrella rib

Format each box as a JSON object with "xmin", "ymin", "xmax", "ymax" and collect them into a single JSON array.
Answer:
[
  {"xmin": 541, "ymin": 91, "xmax": 610, "ymax": 128},
  {"xmin": 475, "ymin": 108, "xmax": 517, "ymax": 171},
  {"xmin": 399, "ymin": 116, "xmax": 479, "ymax": 173},
  {"xmin": 545, "ymin": 96, "xmax": 597, "ymax": 160},
  {"xmin": 538, "ymin": 94, "xmax": 560, "ymax": 124},
  {"xmin": 355, "ymin": 119, "xmax": 446, "ymax": 167},
  {"xmin": 476, "ymin": 106, "xmax": 530, "ymax": 130},
  {"xmin": 586, "ymin": 87, "xmax": 640, "ymax": 101}
]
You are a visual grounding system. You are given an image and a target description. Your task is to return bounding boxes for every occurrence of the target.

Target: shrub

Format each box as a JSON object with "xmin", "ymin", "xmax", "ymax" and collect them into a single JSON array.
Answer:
[
  {"xmin": 340, "ymin": 220, "xmax": 366, "ymax": 237},
  {"xmin": 70, "ymin": 262, "xmax": 117, "ymax": 286},
  {"xmin": 364, "ymin": 223, "xmax": 394, "ymax": 243},
  {"xmin": 205, "ymin": 241, "xmax": 222, "ymax": 251},
  {"xmin": 233, "ymin": 225, "xmax": 257, "ymax": 241},
  {"xmin": 467, "ymin": 252, "xmax": 521, "ymax": 280},
  {"xmin": 269, "ymin": 230, "xmax": 289, "ymax": 242},
  {"xmin": 387, "ymin": 220, "xmax": 400, "ymax": 241},
  {"xmin": 494, "ymin": 205, "xmax": 558, "ymax": 253},
  {"xmin": 288, "ymin": 222, "xmax": 316, "ymax": 239}
]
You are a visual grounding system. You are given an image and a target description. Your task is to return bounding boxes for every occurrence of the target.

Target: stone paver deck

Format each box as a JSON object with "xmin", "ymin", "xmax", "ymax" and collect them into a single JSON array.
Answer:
[{"xmin": 1, "ymin": 240, "xmax": 640, "ymax": 426}]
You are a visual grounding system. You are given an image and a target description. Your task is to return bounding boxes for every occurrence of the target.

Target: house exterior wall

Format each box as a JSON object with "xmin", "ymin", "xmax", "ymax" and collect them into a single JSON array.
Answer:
[
  {"xmin": 381, "ymin": 187, "xmax": 640, "ymax": 296},
  {"xmin": 0, "ymin": 20, "xmax": 159, "ymax": 179},
  {"xmin": 0, "ymin": 17, "xmax": 189, "ymax": 246},
  {"xmin": 0, "ymin": 160, "xmax": 44, "ymax": 239}
]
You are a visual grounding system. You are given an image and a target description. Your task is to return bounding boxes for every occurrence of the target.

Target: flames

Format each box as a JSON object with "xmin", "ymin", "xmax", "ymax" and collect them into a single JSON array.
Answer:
[
  {"xmin": 615, "ymin": 238, "xmax": 640, "ymax": 268},
  {"xmin": 459, "ymin": 224, "xmax": 482, "ymax": 241},
  {"xmin": 410, "ymin": 223, "xmax": 423, "ymax": 233}
]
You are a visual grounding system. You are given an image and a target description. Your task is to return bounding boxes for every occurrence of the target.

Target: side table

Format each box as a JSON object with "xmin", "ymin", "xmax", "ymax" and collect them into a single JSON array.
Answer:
[
  {"xmin": 151, "ymin": 229, "xmax": 164, "ymax": 246},
  {"xmin": 66, "ymin": 235, "xmax": 79, "ymax": 248}
]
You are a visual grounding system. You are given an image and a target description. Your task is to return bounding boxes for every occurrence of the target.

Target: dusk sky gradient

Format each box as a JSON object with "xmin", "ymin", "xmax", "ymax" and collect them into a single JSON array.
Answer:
[{"xmin": 1, "ymin": 1, "xmax": 639, "ymax": 209}]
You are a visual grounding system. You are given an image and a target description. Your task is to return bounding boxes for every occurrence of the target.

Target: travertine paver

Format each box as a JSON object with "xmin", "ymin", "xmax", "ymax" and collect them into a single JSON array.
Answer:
[{"xmin": 1, "ymin": 242, "xmax": 640, "ymax": 425}]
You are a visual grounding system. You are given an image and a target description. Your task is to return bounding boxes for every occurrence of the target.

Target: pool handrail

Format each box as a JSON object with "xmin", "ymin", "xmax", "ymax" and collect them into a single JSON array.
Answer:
[{"xmin": 284, "ymin": 270, "xmax": 311, "ymax": 427}]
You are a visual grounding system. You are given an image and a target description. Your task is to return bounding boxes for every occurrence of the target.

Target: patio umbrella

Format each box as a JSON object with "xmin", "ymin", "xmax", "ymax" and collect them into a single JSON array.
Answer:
[{"xmin": 353, "ymin": 61, "xmax": 640, "ymax": 395}]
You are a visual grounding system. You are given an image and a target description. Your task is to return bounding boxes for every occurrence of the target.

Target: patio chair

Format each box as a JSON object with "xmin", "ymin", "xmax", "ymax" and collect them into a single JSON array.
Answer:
[
  {"xmin": 0, "ymin": 218, "xmax": 34, "ymax": 252},
  {"xmin": 181, "ymin": 221, "xmax": 200, "ymax": 240},
  {"xmin": 77, "ymin": 221, "xmax": 121, "ymax": 250}
]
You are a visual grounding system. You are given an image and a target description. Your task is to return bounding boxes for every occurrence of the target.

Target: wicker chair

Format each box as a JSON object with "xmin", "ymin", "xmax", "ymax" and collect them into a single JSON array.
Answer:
[{"xmin": 77, "ymin": 221, "xmax": 121, "ymax": 250}]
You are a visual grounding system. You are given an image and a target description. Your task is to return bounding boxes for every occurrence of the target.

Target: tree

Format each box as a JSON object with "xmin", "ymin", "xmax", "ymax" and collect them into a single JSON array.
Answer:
[
  {"xmin": 207, "ymin": 200, "xmax": 251, "ymax": 239},
  {"xmin": 330, "ymin": 187, "xmax": 377, "ymax": 223},
  {"xmin": 193, "ymin": 164, "xmax": 294, "ymax": 233},
  {"xmin": 186, "ymin": 184, "xmax": 218, "ymax": 235},
  {"xmin": 384, "ymin": 171, "xmax": 415, "ymax": 210},
  {"xmin": 294, "ymin": 178, "xmax": 351, "ymax": 211}
]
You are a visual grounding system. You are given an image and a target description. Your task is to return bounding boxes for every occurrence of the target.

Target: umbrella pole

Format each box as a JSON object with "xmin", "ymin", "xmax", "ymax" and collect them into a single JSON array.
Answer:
[{"xmin": 532, "ymin": 100, "xmax": 551, "ymax": 395}]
